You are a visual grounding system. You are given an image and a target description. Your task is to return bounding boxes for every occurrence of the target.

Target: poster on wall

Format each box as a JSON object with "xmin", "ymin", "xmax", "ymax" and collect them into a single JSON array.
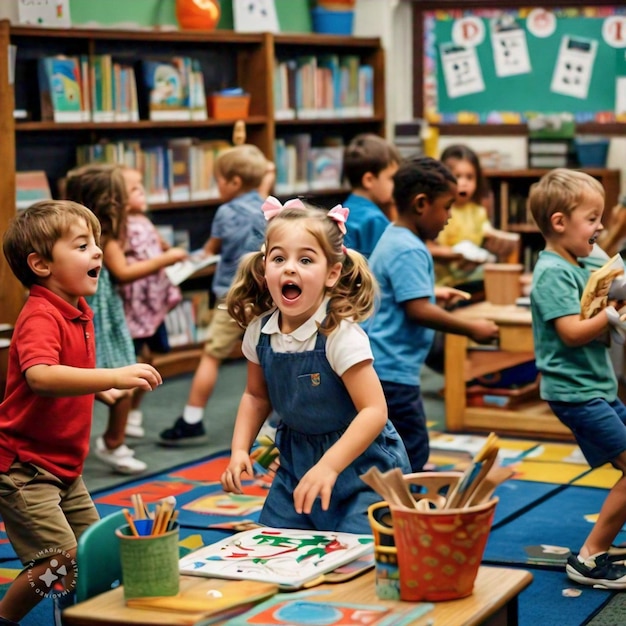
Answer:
[
  {"xmin": 17, "ymin": 0, "xmax": 71, "ymax": 27},
  {"xmin": 233, "ymin": 0, "xmax": 279, "ymax": 33},
  {"xmin": 550, "ymin": 35, "xmax": 598, "ymax": 100},
  {"xmin": 439, "ymin": 43, "xmax": 485, "ymax": 98},
  {"xmin": 490, "ymin": 16, "xmax": 531, "ymax": 77}
]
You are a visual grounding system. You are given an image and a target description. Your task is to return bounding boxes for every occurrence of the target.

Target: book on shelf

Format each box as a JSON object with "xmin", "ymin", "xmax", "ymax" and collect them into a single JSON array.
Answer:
[
  {"xmin": 167, "ymin": 138, "xmax": 193, "ymax": 202},
  {"xmin": 15, "ymin": 171, "xmax": 52, "ymax": 210},
  {"xmin": 178, "ymin": 527, "xmax": 374, "ymax": 590},
  {"xmin": 189, "ymin": 59, "xmax": 208, "ymax": 121},
  {"xmin": 309, "ymin": 146, "xmax": 344, "ymax": 190},
  {"xmin": 142, "ymin": 58, "xmax": 190, "ymax": 121},
  {"xmin": 165, "ymin": 251, "xmax": 221, "ymax": 286},
  {"xmin": 38, "ymin": 56, "xmax": 86, "ymax": 123}
]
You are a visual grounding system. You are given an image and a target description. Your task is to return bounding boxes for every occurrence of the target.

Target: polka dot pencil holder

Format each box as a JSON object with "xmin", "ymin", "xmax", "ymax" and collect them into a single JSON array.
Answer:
[{"xmin": 391, "ymin": 497, "xmax": 498, "ymax": 602}]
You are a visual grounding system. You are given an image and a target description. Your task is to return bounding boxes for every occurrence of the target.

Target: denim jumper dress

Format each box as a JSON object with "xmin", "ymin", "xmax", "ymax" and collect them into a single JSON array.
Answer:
[{"xmin": 256, "ymin": 316, "xmax": 411, "ymax": 534}]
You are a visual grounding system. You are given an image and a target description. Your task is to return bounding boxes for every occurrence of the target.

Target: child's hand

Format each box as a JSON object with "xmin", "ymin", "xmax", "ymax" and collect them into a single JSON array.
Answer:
[
  {"xmin": 164, "ymin": 247, "xmax": 188, "ymax": 265},
  {"xmin": 469, "ymin": 319, "xmax": 499, "ymax": 344},
  {"xmin": 112, "ymin": 363, "xmax": 162, "ymax": 391},
  {"xmin": 293, "ymin": 463, "xmax": 339, "ymax": 514},
  {"xmin": 435, "ymin": 286, "xmax": 471, "ymax": 307},
  {"xmin": 221, "ymin": 450, "xmax": 253, "ymax": 494},
  {"xmin": 95, "ymin": 388, "xmax": 131, "ymax": 405}
]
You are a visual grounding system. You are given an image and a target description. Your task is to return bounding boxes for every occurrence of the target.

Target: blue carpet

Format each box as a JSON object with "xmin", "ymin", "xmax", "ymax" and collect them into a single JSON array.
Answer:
[
  {"xmin": 491, "ymin": 479, "xmax": 566, "ymax": 527},
  {"xmin": 486, "ymin": 484, "xmax": 626, "ymax": 566},
  {"xmin": 518, "ymin": 566, "xmax": 612, "ymax": 626}
]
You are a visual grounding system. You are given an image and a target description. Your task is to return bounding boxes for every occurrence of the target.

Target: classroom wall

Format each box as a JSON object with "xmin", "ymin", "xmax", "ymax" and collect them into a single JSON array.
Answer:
[{"xmin": 360, "ymin": 1, "xmax": 626, "ymax": 196}]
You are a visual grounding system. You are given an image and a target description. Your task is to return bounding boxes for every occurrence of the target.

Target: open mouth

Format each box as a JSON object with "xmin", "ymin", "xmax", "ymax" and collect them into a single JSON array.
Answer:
[
  {"xmin": 87, "ymin": 267, "xmax": 100, "ymax": 278},
  {"xmin": 282, "ymin": 283, "xmax": 301, "ymax": 301},
  {"xmin": 588, "ymin": 234, "xmax": 598, "ymax": 245}
]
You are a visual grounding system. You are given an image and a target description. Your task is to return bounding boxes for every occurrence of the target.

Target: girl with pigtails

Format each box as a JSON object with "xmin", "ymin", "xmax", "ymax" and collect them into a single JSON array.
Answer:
[{"xmin": 221, "ymin": 197, "xmax": 410, "ymax": 533}]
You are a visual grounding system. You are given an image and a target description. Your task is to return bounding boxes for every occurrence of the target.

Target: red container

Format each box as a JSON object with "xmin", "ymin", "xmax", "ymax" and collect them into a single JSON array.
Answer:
[{"xmin": 391, "ymin": 498, "xmax": 497, "ymax": 602}]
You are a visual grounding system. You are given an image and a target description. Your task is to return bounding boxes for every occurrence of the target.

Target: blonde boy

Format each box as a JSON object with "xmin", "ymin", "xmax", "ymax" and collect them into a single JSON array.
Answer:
[
  {"xmin": 530, "ymin": 168, "xmax": 626, "ymax": 588},
  {"xmin": 0, "ymin": 201, "xmax": 161, "ymax": 623}
]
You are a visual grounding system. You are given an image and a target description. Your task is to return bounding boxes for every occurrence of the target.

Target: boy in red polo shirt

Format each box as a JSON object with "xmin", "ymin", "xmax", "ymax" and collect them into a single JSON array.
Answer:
[{"xmin": 0, "ymin": 200, "xmax": 162, "ymax": 624}]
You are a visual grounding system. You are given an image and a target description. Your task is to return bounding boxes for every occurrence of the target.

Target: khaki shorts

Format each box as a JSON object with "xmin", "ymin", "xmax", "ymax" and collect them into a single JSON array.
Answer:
[
  {"xmin": 203, "ymin": 300, "xmax": 244, "ymax": 360},
  {"xmin": 0, "ymin": 461, "xmax": 99, "ymax": 565}
]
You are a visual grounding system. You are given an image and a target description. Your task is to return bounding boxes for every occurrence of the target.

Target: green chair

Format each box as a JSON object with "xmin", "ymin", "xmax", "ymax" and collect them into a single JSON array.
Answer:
[{"xmin": 75, "ymin": 509, "xmax": 125, "ymax": 602}]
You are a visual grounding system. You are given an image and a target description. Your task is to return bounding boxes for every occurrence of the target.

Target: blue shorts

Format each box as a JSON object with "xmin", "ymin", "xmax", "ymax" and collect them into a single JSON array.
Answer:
[{"xmin": 548, "ymin": 398, "xmax": 626, "ymax": 468}]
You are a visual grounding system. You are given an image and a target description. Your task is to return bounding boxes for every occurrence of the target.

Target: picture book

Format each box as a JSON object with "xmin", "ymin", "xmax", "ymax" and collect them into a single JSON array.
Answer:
[
  {"xmin": 142, "ymin": 59, "xmax": 189, "ymax": 121},
  {"xmin": 38, "ymin": 56, "xmax": 84, "ymax": 123},
  {"xmin": 223, "ymin": 589, "xmax": 434, "ymax": 626},
  {"xmin": 179, "ymin": 527, "xmax": 374, "ymax": 590}
]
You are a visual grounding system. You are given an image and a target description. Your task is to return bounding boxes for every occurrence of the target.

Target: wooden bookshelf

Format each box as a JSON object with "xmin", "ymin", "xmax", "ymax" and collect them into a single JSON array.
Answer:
[
  {"xmin": 0, "ymin": 23, "xmax": 386, "ymax": 377},
  {"xmin": 485, "ymin": 168, "xmax": 620, "ymax": 271}
]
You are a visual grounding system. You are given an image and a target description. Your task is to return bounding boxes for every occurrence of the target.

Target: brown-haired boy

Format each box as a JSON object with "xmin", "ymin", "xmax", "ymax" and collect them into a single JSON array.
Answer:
[
  {"xmin": 0, "ymin": 201, "xmax": 161, "ymax": 623},
  {"xmin": 530, "ymin": 168, "xmax": 626, "ymax": 588},
  {"xmin": 342, "ymin": 133, "xmax": 401, "ymax": 257}
]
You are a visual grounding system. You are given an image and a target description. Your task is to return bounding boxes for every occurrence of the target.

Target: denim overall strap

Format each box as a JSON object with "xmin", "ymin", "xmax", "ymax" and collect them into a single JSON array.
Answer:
[{"xmin": 256, "ymin": 318, "xmax": 355, "ymax": 435}]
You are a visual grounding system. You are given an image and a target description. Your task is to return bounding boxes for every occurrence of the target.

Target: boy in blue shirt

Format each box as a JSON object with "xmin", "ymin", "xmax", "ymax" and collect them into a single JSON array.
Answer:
[
  {"xmin": 159, "ymin": 144, "xmax": 271, "ymax": 445},
  {"xmin": 367, "ymin": 156, "xmax": 499, "ymax": 472},
  {"xmin": 342, "ymin": 134, "xmax": 400, "ymax": 258},
  {"xmin": 530, "ymin": 168, "xmax": 626, "ymax": 589}
]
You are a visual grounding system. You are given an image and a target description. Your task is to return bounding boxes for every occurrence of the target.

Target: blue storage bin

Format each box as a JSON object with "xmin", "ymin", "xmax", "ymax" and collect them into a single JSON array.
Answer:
[
  {"xmin": 312, "ymin": 8, "xmax": 354, "ymax": 35},
  {"xmin": 575, "ymin": 137, "xmax": 609, "ymax": 167}
]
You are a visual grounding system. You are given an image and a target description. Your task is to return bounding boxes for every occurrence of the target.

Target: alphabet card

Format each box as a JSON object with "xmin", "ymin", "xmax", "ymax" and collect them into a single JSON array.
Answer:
[
  {"xmin": 491, "ymin": 16, "xmax": 531, "ymax": 77},
  {"xmin": 439, "ymin": 42, "xmax": 485, "ymax": 98},
  {"xmin": 17, "ymin": 0, "xmax": 70, "ymax": 27},
  {"xmin": 551, "ymin": 35, "xmax": 598, "ymax": 99}
]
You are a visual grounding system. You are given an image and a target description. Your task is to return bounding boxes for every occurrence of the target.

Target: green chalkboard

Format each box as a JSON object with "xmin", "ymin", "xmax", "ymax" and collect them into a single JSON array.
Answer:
[{"xmin": 424, "ymin": 6, "xmax": 626, "ymax": 124}]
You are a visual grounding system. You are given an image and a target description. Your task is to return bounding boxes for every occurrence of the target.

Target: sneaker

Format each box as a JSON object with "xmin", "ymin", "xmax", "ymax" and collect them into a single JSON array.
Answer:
[
  {"xmin": 125, "ymin": 422, "xmax": 145, "ymax": 438},
  {"xmin": 566, "ymin": 552, "xmax": 626, "ymax": 589},
  {"xmin": 125, "ymin": 411, "xmax": 144, "ymax": 438},
  {"xmin": 159, "ymin": 417, "xmax": 208, "ymax": 447},
  {"xmin": 94, "ymin": 436, "xmax": 147, "ymax": 475}
]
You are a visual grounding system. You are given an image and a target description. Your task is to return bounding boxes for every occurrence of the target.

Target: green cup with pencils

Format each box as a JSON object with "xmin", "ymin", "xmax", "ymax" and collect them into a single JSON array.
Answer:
[{"xmin": 116, "ymin": 499, "xmax": 180, "ymax": 599}]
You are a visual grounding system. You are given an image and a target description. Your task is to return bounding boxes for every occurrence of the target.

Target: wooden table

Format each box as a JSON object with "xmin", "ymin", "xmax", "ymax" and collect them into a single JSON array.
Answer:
[
  {"xmin": 444, "ymin": 302, "xmax": 572, "ymax": 439},
  {"xmin": 63, "ymin": 566, "xmax": 532, "ymax": 626}
]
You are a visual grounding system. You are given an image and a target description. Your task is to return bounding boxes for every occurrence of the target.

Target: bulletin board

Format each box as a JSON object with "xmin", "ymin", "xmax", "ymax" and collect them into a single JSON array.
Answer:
[{"xmin": 422, "ymin": 6, "xmax": 626, "ymax": 124}]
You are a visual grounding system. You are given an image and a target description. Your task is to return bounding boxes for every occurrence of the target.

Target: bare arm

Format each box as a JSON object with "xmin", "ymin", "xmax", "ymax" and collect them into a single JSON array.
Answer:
[
  {"xmin": 104, "ymin": 239, "xmax": 187, "ymax": 284},
  {"xmin": 404, "ymin": 297, "xmax": 499, "ymax": 343},
  {"xmin": 203, "ymin": 236, "xmax": 222, "ymax": 257},
  {"xmin": 554, "ymin": 311, "xmax": 610, "ymax": 347},
  {"xmin": 293, "ymin": 360, "xmax": 387, "ymax": 514},
  {"xmin": 25, "ymin": 362, "xmax": 162, "ymax": 397},
  {"xmin": 221, "ymin": 361, "xmax": 272, "ymax": 494}
]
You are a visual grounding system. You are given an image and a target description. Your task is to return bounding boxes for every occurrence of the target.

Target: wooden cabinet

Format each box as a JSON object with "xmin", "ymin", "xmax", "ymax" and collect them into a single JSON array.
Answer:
[
  {"xmin": 0, "ymin": 23, "xmax": 385, "ymax": 374},
  {"xmin": 485, "ymin": 168, "xmax": 621, "ymax": 270}
]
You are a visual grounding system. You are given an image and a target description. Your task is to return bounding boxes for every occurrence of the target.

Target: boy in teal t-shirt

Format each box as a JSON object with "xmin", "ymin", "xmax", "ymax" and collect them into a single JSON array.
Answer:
[{"xmin": 529, "ymin": 168, "xmax": 626, "ymax": 589}]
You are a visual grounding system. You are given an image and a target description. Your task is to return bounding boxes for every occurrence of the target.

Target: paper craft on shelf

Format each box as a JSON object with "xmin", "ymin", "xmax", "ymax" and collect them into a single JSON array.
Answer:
[
  {"xmin": 165, "ymin": 252, "xmax": 220, "ymax": 286},
  {"xmin": 179, "ymin": 527, "xmax": 374, "ymax": 590}
]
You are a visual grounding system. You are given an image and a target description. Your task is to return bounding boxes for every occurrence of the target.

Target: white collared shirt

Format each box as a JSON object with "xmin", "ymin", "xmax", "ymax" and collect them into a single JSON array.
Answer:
[{"xmin": 242, "ymin": 297, "xmax": 373, "ymax": 377}]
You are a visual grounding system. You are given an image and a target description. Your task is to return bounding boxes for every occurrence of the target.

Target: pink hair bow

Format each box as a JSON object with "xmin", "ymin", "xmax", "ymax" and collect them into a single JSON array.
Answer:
[
  {"xmin": 262, "ymin": 196, "xmax": 306, "ymax": 221},
  {"xmin": 327, "ymin": 205, "xmax": 349, "ymax": 235}
]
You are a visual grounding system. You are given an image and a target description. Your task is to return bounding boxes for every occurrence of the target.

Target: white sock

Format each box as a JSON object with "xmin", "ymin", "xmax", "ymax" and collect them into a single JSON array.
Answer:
[
  {"xmin": 128, "ymin": 410, "xmax": 143, "ymax": 426},
  {"xmin": 183, "ymin": 406, "xmax": 204, "ymax": 424}
]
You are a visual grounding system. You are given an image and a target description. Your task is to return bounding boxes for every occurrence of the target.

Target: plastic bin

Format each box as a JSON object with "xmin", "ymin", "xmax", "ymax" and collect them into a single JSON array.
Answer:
[
  {"xmin": 575, "ymin": 137, "xmax": 609, "ymax": 168},
  {"xmin": 312, "ymin": 8, "xmax": 354, "ymax": 35}
]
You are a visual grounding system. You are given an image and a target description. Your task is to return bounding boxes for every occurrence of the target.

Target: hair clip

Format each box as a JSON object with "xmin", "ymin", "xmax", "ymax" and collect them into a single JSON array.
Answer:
[
  {"xmin": 262, "ymin": 196, "xmax": 305, "ymax": 220},
  {"xmin": 327, "ymin": 205, "xmax": 349, "ymax": 235}
]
